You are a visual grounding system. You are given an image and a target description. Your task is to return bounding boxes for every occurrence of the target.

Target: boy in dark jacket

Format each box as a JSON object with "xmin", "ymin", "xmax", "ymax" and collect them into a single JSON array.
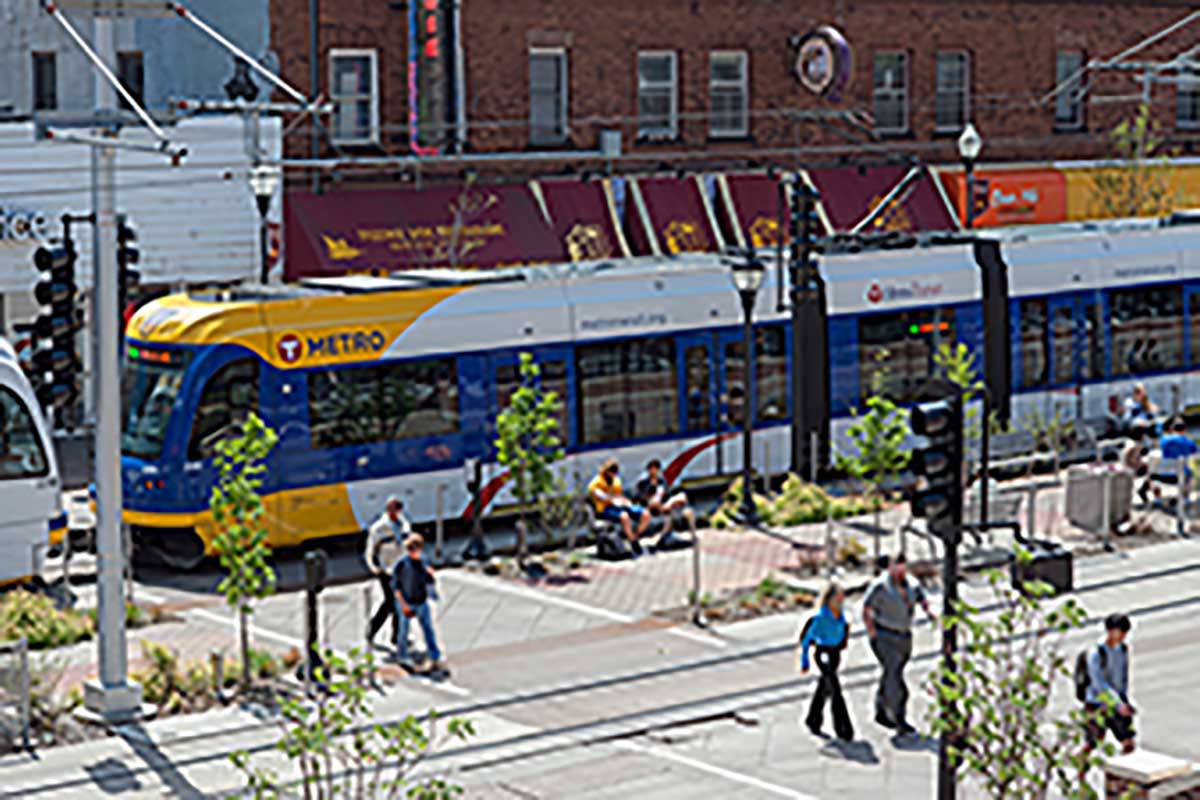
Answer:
[{"xmin": 392, "ymin": 533, "xmax": 444, "ymax": 671}]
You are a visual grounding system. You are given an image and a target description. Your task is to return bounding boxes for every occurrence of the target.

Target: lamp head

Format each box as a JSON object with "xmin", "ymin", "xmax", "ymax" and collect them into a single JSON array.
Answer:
[{"xmin": 958, "ymin": 122, "xmax": 982, "ymax": 162}]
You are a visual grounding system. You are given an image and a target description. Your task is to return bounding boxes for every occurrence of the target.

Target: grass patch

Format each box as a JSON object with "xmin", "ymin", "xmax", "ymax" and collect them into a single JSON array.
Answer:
[{"xmin": 711, "ymin": 474, "xmax": 876, "ymax": 529}]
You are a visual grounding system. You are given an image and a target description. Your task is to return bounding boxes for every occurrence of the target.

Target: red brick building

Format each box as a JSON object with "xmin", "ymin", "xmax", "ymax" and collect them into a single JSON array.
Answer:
[{"xmin": 268, "ymin": 0, "xmax": 1200, "ymax": 176}]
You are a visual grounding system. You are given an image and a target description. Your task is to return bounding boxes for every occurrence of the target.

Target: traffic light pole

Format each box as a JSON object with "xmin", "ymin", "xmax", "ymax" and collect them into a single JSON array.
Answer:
[
  {"xmin": 938, "ymin": 392, "xmax": 964, "ymax": 800},
  {"xmin": 83, "ymin": 15, "xmax": 142, "ymax": 723}
]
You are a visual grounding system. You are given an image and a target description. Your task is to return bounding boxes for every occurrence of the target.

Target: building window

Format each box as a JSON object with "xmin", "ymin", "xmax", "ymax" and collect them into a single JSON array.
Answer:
[
  {"xmin": 637, "ymin": 51, "xmax": 677, "ymax": 139},
  {"xmin": 576, "ymin": 337, "xmax": 678, "ymax": 444},
  {"xmin": 32, "ymin": 52, "xmax": 56, "ymax": 112},
  {"xmin": 308, "ymin": 357, "xmax": 459, "ymax": 449},
  {"xmin": 329, "ymin": 49, "xmax": 379, "ymax": 144},
  {"xmin": 529, "ymin": 48, "xmax": 568, "ymax": 145},
  {"xmin": 1055, "ymin": 51, "xmax": 1084, "ymax": 130},
  {"xmin": 872, "ymin": 52, "xmax": 908, "ymax": 134},
  {"xmin": 117, "ymin": 51, "xmax": 144, "ymax": 111},
  {"xmin": 709, "ymin": 50, "xmax": 748, "ymax": 138},
  {"xmin": 935, "ymin": 51, "xmax": 969, "ymax": 132},
  {"xmin": 1178, "ymin": 70, "xmax": 1200, "ymax": 129}
]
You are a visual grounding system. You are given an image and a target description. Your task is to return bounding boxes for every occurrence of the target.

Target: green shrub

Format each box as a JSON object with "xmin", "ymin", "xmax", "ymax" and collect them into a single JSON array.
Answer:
[
  {"xmin": 0, "ymin": 590, "xmax": 94, "ymax": 650},
  {"xmin": 714, "ymin": 474, "xmax": 875, "ymax": 529}
]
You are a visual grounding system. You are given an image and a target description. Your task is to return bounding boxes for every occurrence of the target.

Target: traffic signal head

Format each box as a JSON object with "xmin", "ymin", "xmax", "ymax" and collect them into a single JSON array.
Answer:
[
  {"xmin": 30, "ymin": 244, "xmax": 80, "ymax": 410},
  {"xmin": 910, "ymin": 397, "xmax": 963, "ymax": 543}
]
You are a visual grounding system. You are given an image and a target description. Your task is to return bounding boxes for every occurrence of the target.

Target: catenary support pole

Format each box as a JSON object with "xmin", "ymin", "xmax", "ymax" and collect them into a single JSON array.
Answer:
[{"xmin": 84, "ymin": 13, "xmax": 142, "ymax": 721}]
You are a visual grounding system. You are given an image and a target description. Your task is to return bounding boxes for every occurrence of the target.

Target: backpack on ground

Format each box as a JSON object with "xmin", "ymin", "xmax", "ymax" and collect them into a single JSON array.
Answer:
[{"xmin": 596, "ymin": 531, "xmax": 632, "ymax": 561}]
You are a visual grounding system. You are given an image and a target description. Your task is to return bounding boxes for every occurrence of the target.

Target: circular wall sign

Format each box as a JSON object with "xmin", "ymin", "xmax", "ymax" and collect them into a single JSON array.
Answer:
[{"xmin": 793, "ymin": 25, "xmax": 853, "ymax": 102}]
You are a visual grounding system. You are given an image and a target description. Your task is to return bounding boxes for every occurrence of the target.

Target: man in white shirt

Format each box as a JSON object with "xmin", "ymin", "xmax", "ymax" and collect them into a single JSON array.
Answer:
[{"xmin": 364, "ymin": 495, "xmax": 411, "ymax": 648}]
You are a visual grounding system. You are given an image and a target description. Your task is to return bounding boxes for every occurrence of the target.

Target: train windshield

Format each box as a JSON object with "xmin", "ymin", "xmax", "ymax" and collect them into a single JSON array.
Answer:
[{"xmin": 121, "ymin": 346, "xmax": 191, "ymax": 460}]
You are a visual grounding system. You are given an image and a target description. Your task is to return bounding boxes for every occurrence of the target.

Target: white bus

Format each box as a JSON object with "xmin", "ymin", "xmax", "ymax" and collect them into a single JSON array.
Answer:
[{"xmin": 0, "ymin": 337, "xmax": 62, "ymax": 587}]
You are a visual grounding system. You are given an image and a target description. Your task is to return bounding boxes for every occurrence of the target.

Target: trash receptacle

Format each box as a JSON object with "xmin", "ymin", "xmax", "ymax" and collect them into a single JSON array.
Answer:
[
  {"xmin": 1066, "ymin": 464, "xmax": 1132, "ymax": 533},
  {"xmin": 1011, "ymin": 540, "xmax": 1073, "ymax": 597}
]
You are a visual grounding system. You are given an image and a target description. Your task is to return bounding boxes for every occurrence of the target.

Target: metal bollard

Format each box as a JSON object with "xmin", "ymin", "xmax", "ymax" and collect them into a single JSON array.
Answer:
[
  {"xmin": 210, "ymin": 650, "xmax": 225, "ymax": 702},
  {"xmin": 18, "ymin": 637, "xmax": 29, "ymax": 752},
  {"xmin": 364, "ymin": 584, "xmax": 378, "ymax": 685},
  {"xmin": 301, "ymin": 595, "xmax": 312, "ymax": 698},
  {"xmin": 1026, "ymin": 483, "xmax": 1039, "ymax": 543},
  {"xmin": 1177, "ymin": 456, "xmax": 1188, "ymax": 537},
  {"xmin": 62, "ymin": 534, "xmax": 72, "ymax": 589},
  {"xmin": 691, "ymin": 521, "xmax": 705, "ymax": 628},
  {"xmin": 435, "ymin": 484, "xmax": 446, "ymax": 563},
  {"xmin": 1101, "ymin": 468, "xmax": 1113, "ymax": 552}
]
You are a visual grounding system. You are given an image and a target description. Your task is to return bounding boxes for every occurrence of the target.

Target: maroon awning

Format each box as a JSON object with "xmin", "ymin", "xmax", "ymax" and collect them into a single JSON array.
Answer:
[
  {"xmin": 283, "ymin": 185, "xmax": 567, "ymax": 280},
  {"xmin": 626, "ymin": 176, "xmax": 723, "ymax": 256},
  {"xmin": 532, "ymin": 178, "xmax": 630, "ymax": 260},
  {"xmin": 717, "ymin": 173, "xmax": 818, "ymax": 248},
  {"xmin": 806, "ymin": 166, "xmax": 957, "ymax": 233}
]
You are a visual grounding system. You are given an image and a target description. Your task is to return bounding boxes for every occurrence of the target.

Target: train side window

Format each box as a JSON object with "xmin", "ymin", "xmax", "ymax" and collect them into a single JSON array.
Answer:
[
  {"xmin": 857, "ymin": 310, "xmax": 954, "ymax": 404},
  {"xmin": 187, "ymin": 359, "xmax": 260, "ymax": 460},
  {"xmin": 0, "ymin": 387, "xmax": 48, "ymax": 480},
  {"xmin": 724, "ymin": 327, "xmax": 788, "ymax": 425},
  {"xmin": 1084, "ymin": 301, "xmax": 1105, "ymax": 379},
  {"xmin": 577, "ymin": 337, "xmax": 678, "ymax": 444},
  {"xmin": 1191, "ymin": 293, "xmax": 1200, "ymax": 366},
  {"xmin": 1017, "ymin": 300, "xmax": 1048, "ymax": 389},
  {"xmin": 1111, "ymin": 285, "xmax": 1184, "ymax": 376},
  {"xmin": 495, "ymin": 359, "xmax": 568, "ymax": 439},
  {"xmin": 308, "ymin": 357, "xmax": 459, "ymax": 449},
  {"xmin": 1051, "ymin": 306, "xmax": 1075, "ymax": 385},
  {"xmin": 684, "ymin": 344, "xmax": 712, "ymax": 432}
]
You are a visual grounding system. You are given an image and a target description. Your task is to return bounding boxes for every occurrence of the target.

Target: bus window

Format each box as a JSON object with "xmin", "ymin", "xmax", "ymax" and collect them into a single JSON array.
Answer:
[
  {"xmin": 0, "ymin": 387, "xmax": 48, "ymax": 479},
  {"xmin": 857, "ymin": 310, "xmax": 955, "ymax": 404},
  {"xmin": 1111, "ymin": 285, "xmax": 1184, "ymax": 376},
  {"xmin": 496, "ymin": 359, "xmax": 568, "ymax": 439},
  {"xmin": 684, "ymin": 344, "xmax": 712, "ymax": 432},
  {"xmin": 724, "ymin": 327, "xmax": 788, "ymax": 425},
  {"xmin": 187, "ymin": 359, "xmax": 260, "ymax": 460},
  {"xmin": 577, "ymin": 337, "xmax": 677, "ymax": 444},
  {"xmin": 1017, "ymin": 300, "xmax": 1048, "ymax": 389},
  {"xmin": 1084, "ymin": 301, "xmax": 1104, "ymax": 379},
  {"xmin": 308, "ymin": 357, "xmax": 458, "ymax": 449}
]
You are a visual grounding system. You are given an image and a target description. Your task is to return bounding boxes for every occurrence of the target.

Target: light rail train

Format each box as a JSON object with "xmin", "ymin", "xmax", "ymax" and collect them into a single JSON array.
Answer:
[{"xmin": 119, "ymin": 216, "xmax": 1200, "ymax": 568}]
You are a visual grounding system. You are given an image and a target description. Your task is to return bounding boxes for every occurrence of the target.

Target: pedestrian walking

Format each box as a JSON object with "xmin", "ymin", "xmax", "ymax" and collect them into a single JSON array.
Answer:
[
  {"xmin": 1076, "ymin": 613, "xmax": 1137, "ymax": 756},
  {"xmin": 862, "ymin": 553, "xmax": 936, "ymax": 736},
  {"xmin": 364, "ymin": 495, "xmax": 410, "ymax": 649},
  {"xmin": 797, "ymin": 581, "xmax": 854, "ymax": 741},
  {"xmin": 392, "ymin": 533, "xmax": 445, "ymax": 672}
]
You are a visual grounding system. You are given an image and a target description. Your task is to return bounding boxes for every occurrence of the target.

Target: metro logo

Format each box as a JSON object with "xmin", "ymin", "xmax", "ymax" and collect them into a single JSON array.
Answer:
[
  {"xmin": 864, "ymin": 280, "xmax": 943, "ymax": 305},
  {"xmin": 866, "ymin": 283, "xmax": 884, "ymax": 304},
  {"xmin": 277, "ymin": 333, "xmax": 303, "ymax": 364}
]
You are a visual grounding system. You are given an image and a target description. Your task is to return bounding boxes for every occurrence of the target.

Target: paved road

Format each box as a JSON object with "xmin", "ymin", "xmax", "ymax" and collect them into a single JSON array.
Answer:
[{"xmin": 5, "ymin": 537, "xmax": 1198, "ymax": 798}]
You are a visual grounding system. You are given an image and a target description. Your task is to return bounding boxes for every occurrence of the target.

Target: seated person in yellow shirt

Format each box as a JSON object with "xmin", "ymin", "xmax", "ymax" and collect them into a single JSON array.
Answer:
[{"xmin": 588, "ymin": 457, "xmax": 652, "ymax": 552}]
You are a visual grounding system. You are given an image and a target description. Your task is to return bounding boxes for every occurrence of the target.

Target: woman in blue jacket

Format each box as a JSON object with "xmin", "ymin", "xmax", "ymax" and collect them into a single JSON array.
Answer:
[{"xmin": 797, "ymin": 581, "xmax": 853, "ymax": 741}]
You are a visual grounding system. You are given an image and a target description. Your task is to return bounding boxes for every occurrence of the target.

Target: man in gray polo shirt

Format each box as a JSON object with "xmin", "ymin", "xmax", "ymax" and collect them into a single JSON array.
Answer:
[{"xmin": 863, "ymin": 553, "xmax": 936, "ymax": 736}]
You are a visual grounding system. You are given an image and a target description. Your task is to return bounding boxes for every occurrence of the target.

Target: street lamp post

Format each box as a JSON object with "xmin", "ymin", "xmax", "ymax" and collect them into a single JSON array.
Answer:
[
  {"xmin": 958, "ymin": 123, "xmax": 982, "ymax": 231},
  {"xmin": 250, "ymin": 164, "xmax": 280, "ymax": 284},
  {"xmin": 730, "ymin": 256, "xmax": 765, "ymax": 526}
]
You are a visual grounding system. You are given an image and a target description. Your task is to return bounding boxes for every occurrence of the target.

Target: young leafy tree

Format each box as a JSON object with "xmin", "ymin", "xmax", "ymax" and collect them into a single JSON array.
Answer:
[
  {"xmin": 209, "ymin": 412, "xmax": 278, "ymax": 694},
  {"xmin": 836, "ymin": 348, "xmax": 910, "ymax": 564},
  {"xmin": 231, "ymin": 647, "xmax": 474, "ymax": 799},
  {"xmin": 494, "ymin": 352, "xmax": 565, "ymax": 560},
  {"xmin": 1089, "ymin": 102, "xmax": 1176, "ymax": 220},
  {"xmin": 926, "ymin": 552, "xmax": 1115, "ymax": 799}
]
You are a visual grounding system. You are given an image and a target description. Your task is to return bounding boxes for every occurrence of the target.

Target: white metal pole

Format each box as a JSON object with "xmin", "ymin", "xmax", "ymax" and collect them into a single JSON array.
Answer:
[{"xmin": 84, "ymin": 14, "xmax": 141, "ymax": 721}]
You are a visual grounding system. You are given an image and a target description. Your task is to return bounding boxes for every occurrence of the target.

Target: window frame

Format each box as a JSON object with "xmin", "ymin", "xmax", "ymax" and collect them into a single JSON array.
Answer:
[
  {"xmin": 1054, "ymin": 50, "xmax": 1085, "ymax": 131},
  {"xmin": 187, "ymin": 358, "xmax": 261, "ymax": 461},
  {"xmin": 934, "ymin": 50, "xmax": 970, "ymax": 133},
  {"xmin": 637, "ymin": 50, "xmax": 679, "ymax": 140},
  {"xmin": 575, "ymin": 335, "xmax": 680, "ymax": 446},
  {"xmin": 709, "ymin": 50, "xmax": 749, "ymax": 139},
  {"xmin": 0, "ymin": 386, "xmax": 50, "ymax": 481},
  {"xmin": 117, "ymin": 51, "xmax": 145, "ymax": 112},
  {"xmin": 31, "ymin": 51, "xmax": 57, "ymax": 112},
  {"xmin": 1178, "ymin": 69, "xmax": 1200, "ymax": 130},
  {"xmin": 529, "ymin": 47, "xmax": 569, "ymax": 146},
  {"xmin": 872, "ymin": 51, "xmax": 909, "ymax": 135},
  {"xmin": 328, "ymin": 48, "xmax": 380, "ymax": 146}
]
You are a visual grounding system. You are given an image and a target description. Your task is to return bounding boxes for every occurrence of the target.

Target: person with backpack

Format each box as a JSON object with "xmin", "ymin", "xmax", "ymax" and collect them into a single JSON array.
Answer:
[
  {"xmin": 797, "ymin": 581, "xmax": 854, "ymax": 742},
  {"xmin": 392, "ymin": 533, "xmax": 446, "ymax": 672},
  {"xmin": 364, "ymin": 496, "xmax": 410, "ymax": 649},
  {"xmin": 1076, "ymin": 613, "xmax": 1136, "ymax": 755}
]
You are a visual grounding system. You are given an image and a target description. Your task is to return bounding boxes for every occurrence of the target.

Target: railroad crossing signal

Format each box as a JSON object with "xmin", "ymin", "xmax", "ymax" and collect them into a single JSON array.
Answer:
[
  {"xmin": 910, "ymin": 394, "xmax": 964, "ymax": 544},
  {"xmin": 31, "ymin": 244, "xmax": 81, "ymax": 410}
]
